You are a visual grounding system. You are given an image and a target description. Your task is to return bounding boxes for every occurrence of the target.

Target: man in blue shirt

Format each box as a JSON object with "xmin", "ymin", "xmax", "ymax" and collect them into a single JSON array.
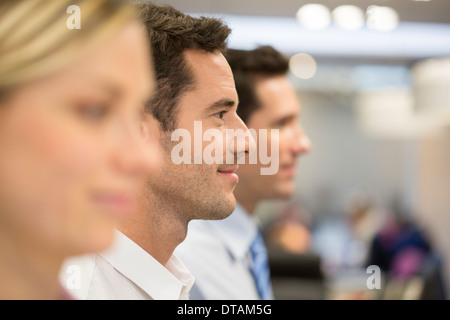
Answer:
[{"xmin": 176, "ymin": 46, "xmax": 312, "ymax": 299}]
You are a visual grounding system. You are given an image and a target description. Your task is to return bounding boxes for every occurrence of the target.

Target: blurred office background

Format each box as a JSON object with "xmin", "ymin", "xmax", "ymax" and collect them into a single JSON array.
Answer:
[{"xmin": 153, "ymin": 0, "xmax": 450, "ymax": 299}]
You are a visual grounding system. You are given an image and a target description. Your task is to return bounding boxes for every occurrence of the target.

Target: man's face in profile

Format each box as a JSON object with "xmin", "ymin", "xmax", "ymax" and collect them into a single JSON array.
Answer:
[
  {"xmin": 236, "ymin": 75, "xmax": 312, "ymax": 200},
  {"xmin": 146, "ymin": 49, "xmax": 250, "ymax": 221}
]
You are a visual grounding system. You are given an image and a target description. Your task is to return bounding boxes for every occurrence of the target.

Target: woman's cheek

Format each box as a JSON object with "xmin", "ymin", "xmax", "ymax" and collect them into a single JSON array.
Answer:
[{"xmin": 26, "ymin": 119, "xmax": 104, "ymax": 248}]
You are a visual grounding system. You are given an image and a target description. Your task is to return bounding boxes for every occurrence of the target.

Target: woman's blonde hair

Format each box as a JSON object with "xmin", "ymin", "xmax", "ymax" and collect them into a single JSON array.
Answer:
[{"xmin": 0, "ymin": 0, "xmax": 138, "ymax": 99}]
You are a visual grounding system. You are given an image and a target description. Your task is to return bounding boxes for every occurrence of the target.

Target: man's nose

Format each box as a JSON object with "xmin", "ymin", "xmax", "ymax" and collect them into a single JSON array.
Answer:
[
  {"xmin": 230, "ymin": 115, "xmax": 256, "ymax": 162},
  {"xmin": 292, "ymin": 124, "xmax": 312, "ymax": 156}
]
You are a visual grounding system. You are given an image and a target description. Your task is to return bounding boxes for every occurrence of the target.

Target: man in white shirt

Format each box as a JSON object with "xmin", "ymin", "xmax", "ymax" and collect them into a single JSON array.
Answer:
[
  {"xmin": 175, "ymin": 46, "xmax": 312, "ymax": 300},
  {"xmin": 61, "ymin": 230, "xmax": 193, "ymax": 300},
  {"xmin": 61, "ymin": 3, "xmax": 251, "ymax": 299}
]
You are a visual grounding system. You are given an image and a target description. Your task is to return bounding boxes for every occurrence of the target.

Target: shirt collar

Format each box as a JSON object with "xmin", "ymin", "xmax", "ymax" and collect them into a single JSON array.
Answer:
[
  {"xmin": 207, "ymin": 202, "xmax": 259, "ymax": 261},
  {"xmin": 99, "ymin": 230, "xmax": 194, "ymax": 300}
]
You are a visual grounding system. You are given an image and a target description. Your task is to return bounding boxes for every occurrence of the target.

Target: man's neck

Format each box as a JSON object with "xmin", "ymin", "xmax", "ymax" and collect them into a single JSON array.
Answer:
[
  {"xmin": 235, "ymin": 190, "xmax": 259, "ymax": 215},
  {"xmin": 119, "ymin": 193, "xmax": 188, "ymax": 266}
]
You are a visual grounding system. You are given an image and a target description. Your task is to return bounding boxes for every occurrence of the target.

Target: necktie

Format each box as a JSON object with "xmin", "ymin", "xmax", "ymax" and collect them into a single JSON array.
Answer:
[{"xmin": 249, "ymin": 231, "xmax": 273, "ymax": 300}]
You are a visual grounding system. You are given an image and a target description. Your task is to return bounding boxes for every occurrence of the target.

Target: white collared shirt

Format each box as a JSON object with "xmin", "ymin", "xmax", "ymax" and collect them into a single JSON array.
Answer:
[
  {"xmin": 175, "ymin": 203, "xmax": 272, "ymax": 300},
  {"xmin": 60, "ymin": 230, "xmax": 194, "ymax": 300}
]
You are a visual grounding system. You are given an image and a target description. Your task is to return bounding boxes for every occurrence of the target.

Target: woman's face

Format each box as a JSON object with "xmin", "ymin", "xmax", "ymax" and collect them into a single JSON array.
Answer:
[{"xmin": 0, "ymin": 22, "xmax": 159, "ymax": 255}]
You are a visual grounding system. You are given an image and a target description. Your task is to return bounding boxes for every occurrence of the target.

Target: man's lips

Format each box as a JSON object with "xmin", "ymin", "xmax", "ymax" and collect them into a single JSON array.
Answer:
[
  {"xmin": 280, "ymin": 163, "xmax": 297, "ymax": 177},
  {"xmin": 217, "ymin": 165, "xmax": 239, "ymax": 182},
  {"xmin": 217, "ymin": 165, "xmax": 239, "ymax": 174}
]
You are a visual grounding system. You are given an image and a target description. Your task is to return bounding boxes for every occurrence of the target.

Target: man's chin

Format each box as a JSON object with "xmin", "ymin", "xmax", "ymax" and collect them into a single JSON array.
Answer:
[
  {"xmin": 189, "ymin": 193, "xmax": 236, "ymax": 221},
  {"xmin": 273, "ymin": 183, "xmax": 295, "ymax": 200},
  {"xmin": 210, "ymin": 193, "xmax": 236, "ymax": 221}
]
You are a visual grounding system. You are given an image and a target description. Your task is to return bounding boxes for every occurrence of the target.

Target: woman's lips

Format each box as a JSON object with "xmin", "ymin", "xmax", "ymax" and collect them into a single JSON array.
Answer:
[
  {"xmin": 217, "ymin": 165, "xmax": 239, "ymax": 183},
  {"xmin": 92, "ymin": 192, "xmax": 135, "ymax": 216}
]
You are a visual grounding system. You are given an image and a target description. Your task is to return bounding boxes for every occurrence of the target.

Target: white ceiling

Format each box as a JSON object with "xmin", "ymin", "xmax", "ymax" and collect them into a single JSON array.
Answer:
[
  {"xmin": 152, "ymin": 0, "xmax": 450, "ymax": 24},
  {"xmin": 149, "ymin": 0, "xmax": 450, "ymax": 64}
]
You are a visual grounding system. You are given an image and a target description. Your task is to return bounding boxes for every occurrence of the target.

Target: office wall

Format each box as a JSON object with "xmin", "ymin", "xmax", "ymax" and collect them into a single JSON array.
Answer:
[
  {"xmin": 288, "ymin": 90, "xmax": 414, "ymax": 218},
  {"xmin": 416, "ymin": 131, "xmax": 450, "ymax": 294}
]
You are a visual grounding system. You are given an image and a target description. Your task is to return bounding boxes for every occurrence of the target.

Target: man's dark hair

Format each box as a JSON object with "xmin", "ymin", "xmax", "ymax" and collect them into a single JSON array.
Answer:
[
  {"xmin": 137, "ymin": 2, "xmax": 231, "ymax": 131},
  {"xmin": 224, "ymin": 46, "xmax": 289, "ymax": 124}
]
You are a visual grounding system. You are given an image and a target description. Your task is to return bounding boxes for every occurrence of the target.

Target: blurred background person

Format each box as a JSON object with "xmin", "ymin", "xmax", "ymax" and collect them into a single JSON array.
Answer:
[
  {"xmin": 0, "ymin": 0, "xmax": 158, "ymax": 299},
  {"xmin": 365, "ymin": 203, "xmax": 447, "ymax": 300},
  {"xmin": 265, "ymin": 199, "xmax": 313, "ymax": 256},
  {"xmin": 176, "ymin": 46, "xmax": 312, "ymax": 300}
]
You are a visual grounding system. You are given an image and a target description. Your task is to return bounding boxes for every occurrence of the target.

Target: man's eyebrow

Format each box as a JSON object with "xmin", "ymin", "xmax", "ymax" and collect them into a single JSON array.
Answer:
[
  {"xmin": 207, "ymin": 98, "xmax": 238, "ymax": 112},
  {"xmin": 270, "ymin": 113, "xmax": 297, "ymax": 126}
]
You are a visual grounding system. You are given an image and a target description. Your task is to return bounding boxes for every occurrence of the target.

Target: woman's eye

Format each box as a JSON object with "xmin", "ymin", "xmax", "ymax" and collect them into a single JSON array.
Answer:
[
  {"xmin": 214, "ymin": 110, "xmax": 227, "ymax": 120},
  {"xmin": 76, "ymin": 104, "xmax": 110, "ymax": 122}
]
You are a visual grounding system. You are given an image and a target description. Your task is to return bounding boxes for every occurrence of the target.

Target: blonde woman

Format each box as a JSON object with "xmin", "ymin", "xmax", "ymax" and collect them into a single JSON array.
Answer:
[{"xmin": 0, "ymin": 0, "xmax": 158, "ymax": 299}]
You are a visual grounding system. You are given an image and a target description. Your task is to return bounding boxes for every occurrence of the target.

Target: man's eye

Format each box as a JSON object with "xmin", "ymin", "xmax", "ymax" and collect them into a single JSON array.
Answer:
[
  {"xmin": 272, "ymin": 118, "xmax": 295, "ymax": 129},
  {"xmin": 214, "ymin": 110, "xmax": 227, "ymax": 119},
  {"xmin": 274, "ymin": 121, "xmax": 288, "ymax": 128}
]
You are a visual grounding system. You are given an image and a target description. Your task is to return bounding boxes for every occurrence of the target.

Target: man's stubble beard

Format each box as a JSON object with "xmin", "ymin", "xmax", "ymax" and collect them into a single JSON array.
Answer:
[{"xmin": 146, "ymin": 134, "xmax": 236, "ymax": 224}]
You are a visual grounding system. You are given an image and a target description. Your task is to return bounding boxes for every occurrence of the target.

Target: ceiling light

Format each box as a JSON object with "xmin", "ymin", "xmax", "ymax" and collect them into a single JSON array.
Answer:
[
  {"xmin": 366, "ymin": 6, "xmax": 399, "ymax": 32},
  {"xmin": 332, "ymin": 5, "xmax": 365, "ymax": 31},
  {"xmin": 296, "ymin": 4, "xmax": 331, "ymax": 31},
  {"xmin": 289, "ymin": 53, "xmax": 317, "ymax": 79}
]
